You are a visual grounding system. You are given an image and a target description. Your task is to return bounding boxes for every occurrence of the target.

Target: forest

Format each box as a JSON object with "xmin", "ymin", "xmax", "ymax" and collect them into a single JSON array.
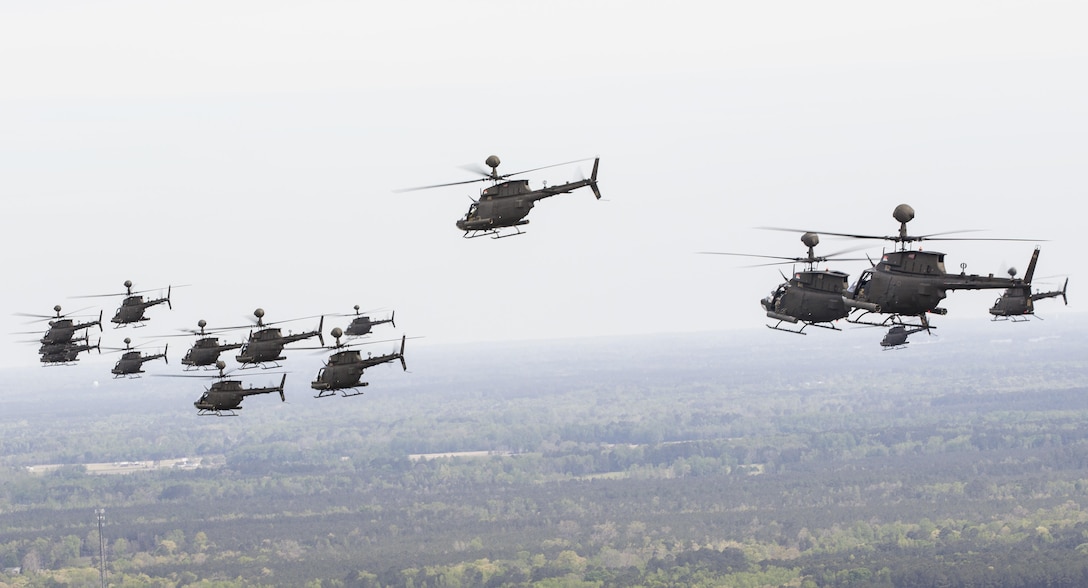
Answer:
[{"xmin": 0, "ymin": 316, "xmax": 1086, "ymax": 587}]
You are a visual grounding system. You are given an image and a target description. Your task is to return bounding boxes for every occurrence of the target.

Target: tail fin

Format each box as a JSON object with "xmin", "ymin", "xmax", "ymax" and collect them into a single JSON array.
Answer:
[
  {"xmin": 589, "ymin": 158, "xmax": 601, "ymax": 200},
  {"xmin": 399, "ymin": 335, "xmax": 407, "ymax": 371},
  {"xmin": 279, "ymin": 374, "xmax": 287, "ymax": 401},
  {"xmin": 1023, "ymin": 247, "xmax": 1041, "ymax": 284},
  {"xmin": 1062, "ymin": 277, "xmax": 1069, "ymax": 305}
]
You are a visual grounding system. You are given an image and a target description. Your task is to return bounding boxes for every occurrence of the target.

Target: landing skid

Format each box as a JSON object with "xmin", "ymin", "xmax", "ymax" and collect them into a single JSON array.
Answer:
[
  {"xmin": 314, "ymin": 384, "xmax": 369, "ymax": 399},
  {"xmin": 766, "ymin": 320, "xmax": 841, "ymax": 335},
  {"xmin": 198, "ymin": 409, "xmax": 239, "ymax": 416},
  {"xmin": 463, "ymin": 226, "xmax": 527, "ymax": 239},
  {"xmin": 991, "ymin": 315, "xmax": 1035, "ymax": 322},
  {"xmin": 848, "ymin": 312, "xmax": 933, "ymax": 331},
  {"xmin": 237, "ymin": 360, "xmax": 283, "ymax": 370}
]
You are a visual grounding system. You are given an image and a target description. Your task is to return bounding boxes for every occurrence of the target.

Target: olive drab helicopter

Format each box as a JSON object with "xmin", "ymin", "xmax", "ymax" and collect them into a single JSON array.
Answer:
[
  {"xmin": 988, "ymin": 251, "xmax": 1069, "ymax": 321},
  {"xmin": 171, "ymin": 320, "xmax": 244, "ymax": 370},
  {"xmin": 108, "ymin": 337, "xmax": 168, "ymax": 378},
  {"xmin": 311, "ymin": 329, "xmax": 407, "ymax": 398},
  {"xmin": 880, "ymin": 325, "xmax": 928, "ymax": 350},
  {"xmin": 234, "ymin": 308, "xmax": 324, "ymax": 368},
  {"xmin": 15, "ymin": 305, "xmax": 103, "ymax": 345},
  {"xmin": 338, "ymin": 305, "xmax": 395, "ymax": 337},
  {"xmin": 76, "ymin": 280, "xmax": 176, "ymax": 327},
  {"xmin": 399, "ymin": 155, "xmax": 602, "ymax": 239},
  {"xmin": 700, "ymin": 232, "xmax": 870, "ymax": 334},
  {"xmin": 770, "ymin": 204, "xmax": 1045, "ymax": 345},
  {"xmin": 162, "ymin": 360, "xmax": 286, "ymax": 416}
]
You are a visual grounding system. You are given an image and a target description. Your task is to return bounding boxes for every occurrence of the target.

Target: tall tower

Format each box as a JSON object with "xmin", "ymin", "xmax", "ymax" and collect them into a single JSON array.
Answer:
[{"xmin": 95, "ymin": 508, "xmax": 107, "ymax": 588}]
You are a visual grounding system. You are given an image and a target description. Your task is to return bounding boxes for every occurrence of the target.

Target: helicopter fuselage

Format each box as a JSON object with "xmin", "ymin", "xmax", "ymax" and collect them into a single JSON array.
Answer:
[
  {"xmin": 236, "ymin": 325, "xmax": 321, "ymax": 365},
  {"xmin": 763, "ymin": 269, "xmax": 851, "ymax": 325},
  {"xmin": 847, "ymin": 250, "xmax": 1030, "ymax": 317},
  {"xmin": 111, "ymin": 295, "xmax": 167, "ymax": 326},
  {"xmin": 182, "ymin": 337, "xmax": 243, "ymax": 367},
  {"xmin": 311, "ymin": 349, "xmax": 367, "ymax": 393}
]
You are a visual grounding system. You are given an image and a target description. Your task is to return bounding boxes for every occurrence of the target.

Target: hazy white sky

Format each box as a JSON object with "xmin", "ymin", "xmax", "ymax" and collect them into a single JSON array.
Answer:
[{"xmin": 2, "ymin": 1, "xmax": 1085, "ymax": 370}]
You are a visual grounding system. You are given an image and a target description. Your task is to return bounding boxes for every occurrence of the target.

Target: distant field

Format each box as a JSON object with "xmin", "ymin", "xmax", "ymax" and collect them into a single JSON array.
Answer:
[{"xmin": 25, "ymin": 456, "xmax": 221, "ymax": 475}]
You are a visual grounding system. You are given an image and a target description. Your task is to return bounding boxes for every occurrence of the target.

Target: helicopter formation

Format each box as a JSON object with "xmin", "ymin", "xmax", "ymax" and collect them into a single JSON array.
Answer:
[
  {"xmin": 16, "ymin": 281, "xmax": 408, "ymax": 415},
  {"xmin": 706, "ymin": 204, "xmax": 1070, "ymax": 346}
]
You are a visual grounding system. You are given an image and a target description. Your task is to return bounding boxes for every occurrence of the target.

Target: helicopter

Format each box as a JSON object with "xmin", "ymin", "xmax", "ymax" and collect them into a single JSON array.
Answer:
[
  {"xmin": 988, "ymin": 252, "xmax": 1069, "ymax": 321},
  {"xmin": 338, "ymin": 305, "xmax": 395, "ymax": 337},
  {"xmin": 108, "ymin": 337, "xmax": 168, "ymax": 378},
  {"xmin": 164, "ymin": 360, "xmax": 287, "ymax": 416},
  {"xmin": 880, "ymin": 324, "xmax": 929, "ymax": 350},
  {"xmin": 76, "ymin": 280, "xmax": 175, "ymax": 327},
  {"xmin": 15, "ymin": 305, "xmax": 103, "ymax": 345},
  {"xmin": 234, "ymin": 308, "xmax": 324, "ymax": 368},
  {"xmin": 400, "ymin": 155, "xmax": 602, "ymax": 238},
  {"xmin": 311, "ymin": 329, "xmax": 407, "ymax": 398},
  {"xmin": 174, "ymin": 320, "xmax": 244, "ymax": 370},
  {"xmin": 700, "ymin": 232, "xmax": 869, "ymax": 334},
  {"xmin": 39, "ymin": 339, "xmax": 100, "ymax": 365}
]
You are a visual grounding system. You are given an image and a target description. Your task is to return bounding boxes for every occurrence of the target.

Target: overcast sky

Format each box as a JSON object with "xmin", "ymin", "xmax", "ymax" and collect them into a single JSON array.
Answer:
[{"xmin": 2, "ymin": 1, "xmax": 1085, "ymax": 371}]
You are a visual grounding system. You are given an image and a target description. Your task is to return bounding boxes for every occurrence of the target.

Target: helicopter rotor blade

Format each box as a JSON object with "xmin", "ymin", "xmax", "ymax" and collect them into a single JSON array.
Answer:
[
  {"xmin": 395, "ymin": 177, "xmax": 491, "ymax": 192},
  {"xmin": 698, "ymin": 251, "xmax": 869, "ymax": 268},
  {"xmin": 758, "ymin": 226, "xmax": 1042, "ymax": 244},
  {"xmin": 395, "ymin": 157, "xmax": 594, "ymax": 192},
  {"xmin": 501, "ymin": 158, "xmax": 595, "ymax": 179},
  {"xmin": 458, "ymin": 162, "xmax": 492, "ymax": 178}
]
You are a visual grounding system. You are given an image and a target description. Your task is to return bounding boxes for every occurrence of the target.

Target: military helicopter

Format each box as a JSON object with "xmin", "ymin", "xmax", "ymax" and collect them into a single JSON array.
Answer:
[
  {"xmin": 880, "ymin": 324, "xmax": 929, "ymax": 350},
  {"xmin": 770, "ymin": 204, "xmax": 1043, "ymax": 343},
  {"xmin": 39, "ymin": 339, "xmax": 101, "ymax": 365},
  {"xmin": 311, "ymin": 329, "xmax": 407, "ymax": 398},
  {"xmin": 172, "ymin": 320, "xmax": 244, "ymax": 370},
  {"xmin": 164, "ymin": 360, "xmax": 287, "ymax": 416},
  {"xmin": 108, "ymin": 337, "xmax": 168, "ymax": 378},
  {"xmin": 76, "ymin": 280, "xmax": 176, "ymax": 327},
  {"xmin": 338, "ymin": 305, "xmax": 395, "ymax": 337},
  {"xmin": 234, "ymin": 308, "xmax": 324, "ymax": 368},
  {"xmin": 988, "ymin": 251, "xmax": 1069, "ymax": 321},
  {"xmin": 14, "ymin": 305, "xmax": 103, "ymax": 345},
  {"xmin": 700, "ymin": 232, "xmax": 870, "ymax": 334},
  {"xmin": 400, "ymin": 155, "xmax": 602, "ymax": 238}
]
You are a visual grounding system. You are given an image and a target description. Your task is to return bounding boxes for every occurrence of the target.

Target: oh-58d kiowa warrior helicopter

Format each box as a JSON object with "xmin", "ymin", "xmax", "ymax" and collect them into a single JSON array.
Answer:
[
  {"xmin": 988, "ymin": 250, "xmax": 1069, "ymax": 321},
  {"xmin": 166, "ymin": 319, "xmax": 244, "ymax": 370},
  {"xmin": 311, "ymin": 329, "xmax": 407, "ymax": 398},
  {"xmin": 160, "ymin": 361, "xmax": 286, "ymax": 416},
  {"xmin": 399, "ymin": 155, "xmax": 602, "ymax": 239},
  {"xmin": 108, "ymin": 337, "xmax": 167, "ymax": 378},
  {"xmin": 233, "ymin": 308, "xmax": 324, "ymax": 368},
  {"xmin": 75, "ymin": 280, "xmax": 178, "ymax": 327},
  {"xmin": 700, "ymin": 232, "xmax": 870, "ymax": 334},
  {"xmin": 335, "ymin": 305, "xmax": 395, "ymax": 338}
]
